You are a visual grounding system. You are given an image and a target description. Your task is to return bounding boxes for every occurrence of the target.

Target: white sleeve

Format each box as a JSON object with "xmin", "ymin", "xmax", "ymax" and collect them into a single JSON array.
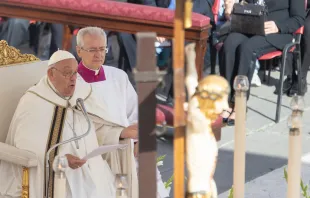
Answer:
[{"xmin": 125, "ymin": 77, "xmax": 138, "ymax": 125}]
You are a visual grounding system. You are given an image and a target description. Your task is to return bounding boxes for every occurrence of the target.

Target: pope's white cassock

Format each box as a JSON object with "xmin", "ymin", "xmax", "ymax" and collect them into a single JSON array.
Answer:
[
  {"xmin": 78, "ymin": 62, "xmax": 170, "ymax": 198},
  {"xmin": 0, "ymin": 75, "xmax": 116, "ymax": 198}
]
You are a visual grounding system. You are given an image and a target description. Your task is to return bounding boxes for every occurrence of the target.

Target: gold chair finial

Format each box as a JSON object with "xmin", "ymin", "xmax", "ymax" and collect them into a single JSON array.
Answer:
[{"xmin": 0, "ymin": 40, "xmax": 39, "ymax": 66}]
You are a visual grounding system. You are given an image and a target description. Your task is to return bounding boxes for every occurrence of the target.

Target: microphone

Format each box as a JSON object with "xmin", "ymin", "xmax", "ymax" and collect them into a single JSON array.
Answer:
[
  {"xmin": 76, "ymin": 98, "xmax": 87, "ymax": 116},
  {"xmin": 45, "ymin": 98, "xmax": 91, "ymax": 198}
]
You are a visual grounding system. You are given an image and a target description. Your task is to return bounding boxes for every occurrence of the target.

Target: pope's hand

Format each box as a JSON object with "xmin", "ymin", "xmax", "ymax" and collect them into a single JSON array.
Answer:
[
  {"xmin": 120, "ymin": 124, "xmax": 138, "ymax": 139},
  {"xmin": 265, "ymin": 21, "xmax": 279, "ymax": 34},
  {"xmin": 65, "ymin": 154, "xmax": 86, "ymax": 169}
]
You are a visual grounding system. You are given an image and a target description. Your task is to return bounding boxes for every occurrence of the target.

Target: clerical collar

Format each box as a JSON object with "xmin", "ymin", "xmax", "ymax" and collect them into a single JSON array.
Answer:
[
  {"xmin": 47, "ymin": 78, "xmax": 71, "ymax": 100},
  {"xmin": 85, "ymin": 65, "xmax": 100, "ymax": 75},
  {"xmin": 78, "ymin": 61, "xmax": 106, "ymax": 83}
]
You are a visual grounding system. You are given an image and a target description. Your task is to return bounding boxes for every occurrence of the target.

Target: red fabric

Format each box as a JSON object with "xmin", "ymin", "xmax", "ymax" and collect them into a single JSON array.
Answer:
[
  {"xmin": 212, "ymin": 0, "xmax": 221, "ymax": 23},
  {"xmin": 157, "ymin": 104, "xmax": 222, "ymax": 130},
  {"xmin": 0, "ymin": 17, "xmax": 5, "ymax": 24},
  {"xmin": 4, "ymin": 0, "xmax": 210, "ymax": 27},
  {"xmin": 296, "ymin": 26, "xmax": 304, "ymax": 34},
  {"xmin": 77, "ymin": 62, "xmax": 106, "ymax": 83},
  {"xmin": 73, "ymin": 28, "xmax": 80, "ymax": 36},
  {"xmin": 258, "ymin": 51, "xmax": 283, "ymax": 60},
  {"xmin": 156, "ymin": 107, "xmax": 166, "ymax": 125},
  {"xmin": 259, "ymin": 26, "xmax": 304, "ymax": 60},
  {"xmin": 157, "ymin": 104, "xmax": 174, "ymax": 126},
  {"xmin": 211, "ymin": 115, "xmax": 222, "ymax": 131},
  {"xmin": 259, "ymin": 46, "xmax": 298, "ymax": 60}
]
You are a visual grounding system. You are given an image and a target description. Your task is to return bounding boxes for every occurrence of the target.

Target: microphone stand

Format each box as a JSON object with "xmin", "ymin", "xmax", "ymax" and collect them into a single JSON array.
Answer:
[{"xmin": 44, "ymin": 98, "xmax": 91, "ymax": 198}]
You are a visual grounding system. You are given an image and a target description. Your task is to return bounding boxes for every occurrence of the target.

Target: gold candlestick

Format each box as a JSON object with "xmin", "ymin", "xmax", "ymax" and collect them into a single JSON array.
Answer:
[
  {"xmin": 287, "ymin": 95, "xmax": 304, "ymax": 198},
  {"xmin": 185, "ymin": 42, "xmax": 230, "ymax": 198},
  {"xmin": 233, "ymin": 75, "xmax": 249, "ymax": 198}
]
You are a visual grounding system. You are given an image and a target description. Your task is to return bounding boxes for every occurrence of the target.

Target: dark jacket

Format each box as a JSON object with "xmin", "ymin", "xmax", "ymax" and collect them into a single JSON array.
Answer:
[{"xmin": 247, "ymin": 0, "xmax": 306, "ymax": 49}]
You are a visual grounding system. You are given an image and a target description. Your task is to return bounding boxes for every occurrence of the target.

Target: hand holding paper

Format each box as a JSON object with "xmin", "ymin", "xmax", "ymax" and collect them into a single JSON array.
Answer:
[{"xmin": 82, "ymin": 144, "xmax": 128, "ymax": 160}]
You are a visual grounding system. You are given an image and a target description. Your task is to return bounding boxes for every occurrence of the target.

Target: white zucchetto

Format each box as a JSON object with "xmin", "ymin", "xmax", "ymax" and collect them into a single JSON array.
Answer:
[{"xmin": 48, "ymin": 50, "xmax": 76, "ymax": 67}]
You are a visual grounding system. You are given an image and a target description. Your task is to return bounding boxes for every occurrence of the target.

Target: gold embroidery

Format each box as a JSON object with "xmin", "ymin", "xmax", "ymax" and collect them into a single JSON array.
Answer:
[
  {"xmin": 21, "ymin": 167, "xmax": 29, "ymax": 198},
  {"xmin": 44, "ymin": 106, "xmax": 67, "ymax": 198},
  {"xmin": 0, "ymin": 40, "xmax": 39, "ymax": 66}
]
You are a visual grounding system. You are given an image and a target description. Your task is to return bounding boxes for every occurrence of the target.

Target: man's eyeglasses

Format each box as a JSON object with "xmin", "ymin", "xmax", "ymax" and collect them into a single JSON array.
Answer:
[
  {"xmin": 81, "ymin": 47, "xmax": 109, "ymax": 54},
  {"xmin": 52, "ymin": 67, "xmax": 78, "ymax": 79}
]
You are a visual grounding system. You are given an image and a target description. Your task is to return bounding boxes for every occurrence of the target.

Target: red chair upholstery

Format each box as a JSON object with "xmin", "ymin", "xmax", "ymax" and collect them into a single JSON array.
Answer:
[
  {"xmin": 157, "ymin": 104, "xmax": 174, "ymax": 126},
  {"xmin": 157, "ymin": 104, "xmax": 223, "ymax": 141},
  {"xmin": 258, "ymin": 26, "xmax": 304, "ymax": 123},
  {"xmin": 156, "ymin": 107, "xmax": 166, "ymax": 126}
]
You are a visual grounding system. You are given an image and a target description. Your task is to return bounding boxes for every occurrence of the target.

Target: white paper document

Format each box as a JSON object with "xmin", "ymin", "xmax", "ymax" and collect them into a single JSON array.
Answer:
[{"xmin": 82, "ymin": 144, "xmax": 128, "ymax": 160}]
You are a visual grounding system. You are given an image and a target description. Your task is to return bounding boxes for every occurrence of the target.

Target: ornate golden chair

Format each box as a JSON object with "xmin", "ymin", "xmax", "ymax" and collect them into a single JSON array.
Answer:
[{"xmin": 0, "ymin": 40, "xmax": 48, "ymax": 198}]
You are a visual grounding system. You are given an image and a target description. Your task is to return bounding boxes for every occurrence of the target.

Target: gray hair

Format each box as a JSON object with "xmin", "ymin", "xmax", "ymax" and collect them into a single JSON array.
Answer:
[{"xmin": 76, "ymin": 27, "xmax": 107, "ymax": 47}]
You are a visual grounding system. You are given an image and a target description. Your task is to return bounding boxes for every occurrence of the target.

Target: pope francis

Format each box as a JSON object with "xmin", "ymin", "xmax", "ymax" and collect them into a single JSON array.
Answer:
[{"xmin": 0, "ymin": 50, "xmax": 116, "ymax": 198}]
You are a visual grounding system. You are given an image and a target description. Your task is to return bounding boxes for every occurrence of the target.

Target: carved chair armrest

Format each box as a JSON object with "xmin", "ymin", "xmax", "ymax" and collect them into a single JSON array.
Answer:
[{"xmin": 0, "ymin": 142, "xmax": 38, "ymax": 167}]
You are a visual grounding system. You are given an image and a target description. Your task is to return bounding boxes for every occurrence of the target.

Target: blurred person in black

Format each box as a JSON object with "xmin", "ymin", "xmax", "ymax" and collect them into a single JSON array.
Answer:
[
  {"xmin": 0, "ymin": 17, "xmax": 29, "ymax": 48},
  {"xmin": 118, "ymin": 0, "xmax": 214, "ymax": 105},
  {"xmin": 289, "ymin": 2, "xmax": 310, "ymax": 96},
  {"xmin": 220, "ymin": 0, "xmax": 305, "ymax": 125}
]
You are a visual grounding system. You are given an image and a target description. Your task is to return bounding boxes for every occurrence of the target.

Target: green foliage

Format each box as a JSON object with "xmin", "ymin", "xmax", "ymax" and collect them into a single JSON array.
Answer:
[
  {"xmin": 164, "ymin": 174, "xmax": 174, "ymax": 189},
  {"xmin": 157, "ymin": 155, "xmax": 173, "ymax": 190},
  {"xmin": 227, "ymin": 167, "xmax": 310, "ymax": 198},
  {"xmin": 228, "ymin": 186, "xmax": 234, "ymax": 198},
  {"xmin": 284, "ymin": 168, "xmax": 310, "ymax": 198},
  {"xmin": 157, "ymin": 155, "xmax": 166, "ymax": 163}
]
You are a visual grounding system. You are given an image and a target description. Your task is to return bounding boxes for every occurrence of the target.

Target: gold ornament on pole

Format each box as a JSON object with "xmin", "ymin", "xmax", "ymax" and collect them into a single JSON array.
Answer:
[{"xmin": 185, "ymin": 43, "xmax": 230, "ymax": 198}]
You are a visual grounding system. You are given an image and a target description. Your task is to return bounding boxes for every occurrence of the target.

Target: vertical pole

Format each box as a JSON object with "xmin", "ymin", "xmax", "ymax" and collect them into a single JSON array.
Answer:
[
  {"xmin": 287, "ymin": 127, "xmax": 302, "ymax": 198},
  {"xmin": 173, "ymin": 0, "xmax": 186, "ymax": 196},
  {"xmin": 233, "ymin": 75, "xmax": 249, "ymax": 198},
  {"xmin": 135, "ymin": 32, "xmax": 158, "ymax": 198},
  {"xmin": 287, "ymin": 95, "xmax": 304, "ymax": 198}
]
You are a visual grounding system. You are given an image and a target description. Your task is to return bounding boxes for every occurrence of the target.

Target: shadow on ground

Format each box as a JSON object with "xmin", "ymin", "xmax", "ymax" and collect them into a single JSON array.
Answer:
[{"xmin": 156, "ymin": 137, "xmax": 287, "ymax": 197}]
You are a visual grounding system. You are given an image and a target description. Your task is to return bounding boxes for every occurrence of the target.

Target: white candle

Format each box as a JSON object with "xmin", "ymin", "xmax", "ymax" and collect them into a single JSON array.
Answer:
[
  {"xmin": 287, "ymin": 130, "xmax": 302, "ymax": 198},
  {"xmin": 116, "ymin": 188, "xmax": 128, "ymax": 198},
  {"xmin": 116, "ymin": 195, "xmax": 127, "ymax": 198},
  {"xmin": 287, "ymin": 96, "xmax": 304, "ymax": 198},
  {"xmin": 233, "ymin": 75, "xmax": 249, "ymax": 198},
  {"xmin": 53, "ymin": 173, "xmax": 66, "ymax": 198},
  {"xmin": 233, "ymin": 91, "xmax": 246, "ymax": 198}
]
